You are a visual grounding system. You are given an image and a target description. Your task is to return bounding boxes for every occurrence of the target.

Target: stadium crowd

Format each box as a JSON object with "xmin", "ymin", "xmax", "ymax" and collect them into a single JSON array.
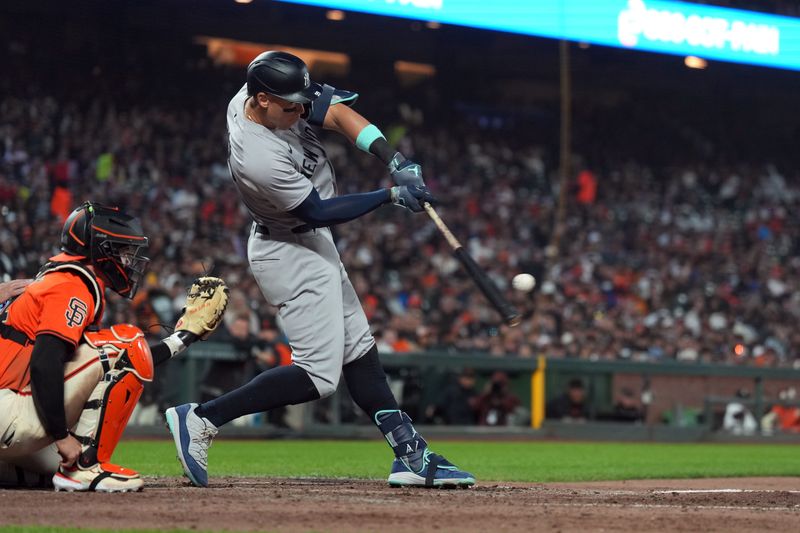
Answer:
[{"xmin": 2, "ymin": 42, "xmax": 800, "ymax": 375}]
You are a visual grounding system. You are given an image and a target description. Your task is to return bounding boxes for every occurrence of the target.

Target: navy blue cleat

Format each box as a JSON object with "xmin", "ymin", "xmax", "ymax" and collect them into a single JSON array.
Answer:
[
  {"xmin": 377, "ymin": 409, "xmax": 475, "ymax": 488},
  {"xmin": 388, "ymin": 449, "xmax": 476, "ymax": 488},
  {"xmin": 165, "ymin": 403, "xmax": 218, "ymax": 487}
]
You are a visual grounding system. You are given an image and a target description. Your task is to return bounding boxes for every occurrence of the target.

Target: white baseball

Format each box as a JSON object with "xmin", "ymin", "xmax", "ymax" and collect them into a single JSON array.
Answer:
[{"xmin": 512, "ymin": 273, "xmax": 536, "ymax": 292}]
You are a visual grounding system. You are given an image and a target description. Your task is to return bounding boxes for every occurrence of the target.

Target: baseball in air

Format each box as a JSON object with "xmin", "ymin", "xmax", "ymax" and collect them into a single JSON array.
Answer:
[{"xmin": 512, "ymin": 273, "xmax": 536, "ymax": 292}]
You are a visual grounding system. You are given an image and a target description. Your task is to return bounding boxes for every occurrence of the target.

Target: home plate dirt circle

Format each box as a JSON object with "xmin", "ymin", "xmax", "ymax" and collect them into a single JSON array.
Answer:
[{"xmin": 1, "ymin": 477, "xmax": 798, "ymax": 532}]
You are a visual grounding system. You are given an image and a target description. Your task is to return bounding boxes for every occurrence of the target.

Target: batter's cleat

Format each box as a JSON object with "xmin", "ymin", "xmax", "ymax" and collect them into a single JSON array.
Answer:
[
  {"xmin": 53, "ymin": 463, "xmax": 143, "ymax": 492},
  {"xmin": 165, "ymin": 402, "xmax": 217, "ymax": 487},
  {"xmin": 376, "ymin": 409, "xmax": 475, "ymax": 489},
  {"xmin": 388, "ymin": 449, "xmax": 475, "ymax": 488}
]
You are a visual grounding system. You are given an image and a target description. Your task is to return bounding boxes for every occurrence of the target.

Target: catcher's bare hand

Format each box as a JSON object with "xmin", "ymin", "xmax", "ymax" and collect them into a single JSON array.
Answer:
[
  {"xmin": 55, "ymin": 434, "xmax": 82, "ymax": 468},
  {"xmin": 175, "ymin": 276, "xmax": 230, "ymax": 340}
]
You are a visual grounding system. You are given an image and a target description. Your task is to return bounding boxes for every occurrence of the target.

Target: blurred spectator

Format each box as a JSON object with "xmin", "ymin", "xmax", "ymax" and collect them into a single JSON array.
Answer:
[
  {"xmin": 199, "ymin": 314, "xmax": 261, "ymax": 403},
  {"xmin": 252, "ymin": 322, "xmax": 291, "ymax": 428},
  {"xmin": 475, "ymin": 371, "xmax": 521, "ymax": 426},
  {"xmin": 761, "ymin": 387, "xmax": 800, "ymax": 435},
  {"xmin": 576, "ymin": 169, "xmax": 597, "ymax": 206},
  {"xmin": 609, "ymin": 387, "xmax": 644, "ymax": 423},
  {"xmin": 722, "ymin": 388, "xmax": 758, "ymax": 436},
  {"xmin": 426, "ymin": 368, "xmax": 479, "ymax": 425},
  {"xmin": 546, "ymin": 378, "xmax": 590, "ymax": 422}
]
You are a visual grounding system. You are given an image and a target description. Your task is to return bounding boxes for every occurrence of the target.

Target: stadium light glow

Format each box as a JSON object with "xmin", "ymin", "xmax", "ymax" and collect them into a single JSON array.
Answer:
[
  {"xmin": 395, "ymin": 60, "xmax": 436, "ymax": 86},
  {"xmin": 326, "ymin": 9, "xmax": 345, "ymax": 21},
  {"xmin": 275, "ymin": 0, "xmax": 800, "ymax": 72},
  {"xmin": 684, "ymin": 56, "xmax": 708, "ymax": 69}
]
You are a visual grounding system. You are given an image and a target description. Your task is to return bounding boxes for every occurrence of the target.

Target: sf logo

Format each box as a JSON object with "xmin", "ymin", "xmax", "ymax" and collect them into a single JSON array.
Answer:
[{"xmin": 65, "ymin": 298, "xmax": 88, "ymax": 327}]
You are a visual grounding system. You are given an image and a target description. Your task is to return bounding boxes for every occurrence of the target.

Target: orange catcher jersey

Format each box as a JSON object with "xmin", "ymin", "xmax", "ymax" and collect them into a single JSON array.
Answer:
[{"xmin": 0, "ymin": 255, "xmax": 105, "ymax": 390}]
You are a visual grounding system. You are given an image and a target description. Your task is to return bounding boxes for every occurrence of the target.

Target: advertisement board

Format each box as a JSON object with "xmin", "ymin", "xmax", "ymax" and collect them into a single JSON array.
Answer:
[{"xmin": 277, "ymin": 0, "xmax": 800, "ymax": 71}]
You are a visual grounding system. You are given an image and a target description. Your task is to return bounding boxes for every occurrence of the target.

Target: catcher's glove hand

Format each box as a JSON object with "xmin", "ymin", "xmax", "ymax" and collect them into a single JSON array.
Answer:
[{"xmin": 175, "ymin": 276, "xmax": 230, "ymax": 340}]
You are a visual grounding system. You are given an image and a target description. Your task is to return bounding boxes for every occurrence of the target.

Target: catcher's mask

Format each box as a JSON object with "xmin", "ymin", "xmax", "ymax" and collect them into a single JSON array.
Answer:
[{"xmin": 61, "ymin": 202, "xmax": 150, "ymax": 299}]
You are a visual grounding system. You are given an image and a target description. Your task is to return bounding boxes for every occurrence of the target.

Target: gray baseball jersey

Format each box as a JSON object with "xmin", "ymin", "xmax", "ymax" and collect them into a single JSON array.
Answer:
[{"xmin": 226, "ymin": 85, "xmax": 374, "ymax": 396}]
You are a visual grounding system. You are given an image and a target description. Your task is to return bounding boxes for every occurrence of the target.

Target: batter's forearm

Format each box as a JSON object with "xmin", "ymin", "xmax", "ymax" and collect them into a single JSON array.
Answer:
[
  {"xmin": 291, "ymin": 187, "xmax": 391, "ymax": 228},
  {"xmin": 324, "ymin": 103, "xmax": 370, "ymax": 143},
  {"xmin": 29, "ymin": 334, "xmax": 72, "ymax": 440},
  {"xmin": 324, "ymin": 105, "xmax": 398, "ymax": 165}
]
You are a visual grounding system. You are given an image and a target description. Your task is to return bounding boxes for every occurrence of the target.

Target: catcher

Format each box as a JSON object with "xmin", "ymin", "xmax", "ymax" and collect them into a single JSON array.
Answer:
[{"xmin": 0, "ymin": 202, "xmax": 229, "ymax": 492}]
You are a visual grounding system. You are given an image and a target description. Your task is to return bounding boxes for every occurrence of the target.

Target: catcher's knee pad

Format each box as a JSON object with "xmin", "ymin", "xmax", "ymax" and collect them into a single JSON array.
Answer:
[
  {"xmin": 73, "ymin": 324, "xmax": 153, "ymax": 467},
  {"xmin": 81, "ymin": 324, "xmax": 154, "ymax": 382}
]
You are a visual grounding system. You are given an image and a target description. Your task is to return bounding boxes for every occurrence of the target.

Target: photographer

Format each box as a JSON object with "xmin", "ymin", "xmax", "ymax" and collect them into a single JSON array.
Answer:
[{"xmin": 475, "ymin": 371, "xmax": 521, "ymax": 426}]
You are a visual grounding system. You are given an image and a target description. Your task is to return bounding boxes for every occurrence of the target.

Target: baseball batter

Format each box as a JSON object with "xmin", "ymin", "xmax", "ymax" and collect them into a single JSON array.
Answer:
[
  {"xmin": 0, "ymin": 202, "xmax": 228, "ymax": 491},
  {"xmin": 166, "ymin": 50, "xmax": 475, "ymax": 488}
]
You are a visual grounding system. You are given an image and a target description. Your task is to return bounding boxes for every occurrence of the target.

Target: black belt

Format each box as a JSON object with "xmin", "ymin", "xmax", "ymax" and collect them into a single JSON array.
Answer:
[
  {"xmin": 0, "ymin": 323, "xmax": 33, "ymax": 346},
  {"xmin": 256, "ymin": 223, "xmax": 314, "ymax": 235}
]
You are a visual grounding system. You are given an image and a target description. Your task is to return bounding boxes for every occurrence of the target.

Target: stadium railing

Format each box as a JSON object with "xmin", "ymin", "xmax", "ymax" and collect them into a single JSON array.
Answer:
[{"xmin": 130, "ymin": 343, "xmax": 800, "ymax": 442}]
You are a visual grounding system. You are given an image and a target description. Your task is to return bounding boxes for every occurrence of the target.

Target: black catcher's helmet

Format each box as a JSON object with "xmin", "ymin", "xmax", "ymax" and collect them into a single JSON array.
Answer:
[
  {"xmin": 246, "ymin": 51, "xmax": 322, "ymax": 103},
  {"xmin": 61, "ymin": 202, "xmax": 150, "ymax": 299}
]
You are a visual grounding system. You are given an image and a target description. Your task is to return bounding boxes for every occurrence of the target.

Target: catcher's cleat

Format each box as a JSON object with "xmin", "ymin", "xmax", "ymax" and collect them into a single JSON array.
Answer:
[
  {"xmin": 387, "ymin": 449, "xmax": 476, "ymax": 488},
  {"xmin": 53, "ymin": 462, "xmax": 143, "ymax": 493},
  {"xmin": 165, "ymin": 403, "xmax": 217, "ymax": 487}
]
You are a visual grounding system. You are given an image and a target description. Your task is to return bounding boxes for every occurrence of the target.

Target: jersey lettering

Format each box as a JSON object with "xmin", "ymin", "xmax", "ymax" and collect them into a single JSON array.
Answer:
[
  {"xmin": 302, "ymin": 146, "xmax": 319, "ymax": 165},
  {"xmin": 302, "ymin": 126, "xmax": 324, "ymax": 152},
  {"xmin": 65, "ymin": 297, "xmax": 89, "ymax": 327},
  {"xmin": 301, "ymin": 157, "xmax": 318, "ymax": 179},
  {"xmin": 299, "ymin": 126, "xmax": 323, "ymax": 179}
]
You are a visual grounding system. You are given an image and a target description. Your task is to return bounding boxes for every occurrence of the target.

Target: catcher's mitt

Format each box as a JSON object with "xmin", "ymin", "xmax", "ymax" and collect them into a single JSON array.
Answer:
[{"xmin": 175, "ymin": 276, "xmax": 230, "ymax": 340}]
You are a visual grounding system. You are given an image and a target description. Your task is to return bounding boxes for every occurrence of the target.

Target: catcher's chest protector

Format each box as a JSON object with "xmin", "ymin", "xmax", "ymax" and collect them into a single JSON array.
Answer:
[
  {"xmin": 74, "ymin": 324, "xmax": 153, "ymax": 467},
  {"xmin": 0, "ymin": 261, "xmax": 105, "ymax": 391},
  {"xmin": 36, "ymin": 261, "xmax": 105, "ymax": 323}
]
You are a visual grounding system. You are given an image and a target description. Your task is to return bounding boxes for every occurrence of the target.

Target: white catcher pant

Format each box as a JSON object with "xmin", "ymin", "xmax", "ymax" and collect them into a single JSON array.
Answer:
[
  {"xmin": 0, "ymin": 344, "xmax": 104, "ymax": 474},
  {"xmin": 247, "ymin": 224, "xmax": 375, "ymax": 398}
]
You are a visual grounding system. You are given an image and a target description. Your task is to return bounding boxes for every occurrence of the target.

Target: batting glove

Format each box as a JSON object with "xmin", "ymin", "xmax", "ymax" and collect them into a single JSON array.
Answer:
[
  {"xmin": 389, "ymin": 153, "xmax": 426, "ymax": 187},
  {"xmin": 390, "ymin": 185, "xmax": 436, "ymax": 213}
]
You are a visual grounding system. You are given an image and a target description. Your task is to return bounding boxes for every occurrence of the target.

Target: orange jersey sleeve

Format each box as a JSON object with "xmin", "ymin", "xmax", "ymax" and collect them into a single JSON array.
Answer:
[{"xmin": 5, "ymin": 272, "xmax": 101, "ymax": 347}]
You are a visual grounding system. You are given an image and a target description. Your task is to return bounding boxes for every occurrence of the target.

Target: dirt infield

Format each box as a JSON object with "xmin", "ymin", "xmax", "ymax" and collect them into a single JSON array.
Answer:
[{"xmin": 1, "ymin": 477, "xmax": 798, "ymax": 532}]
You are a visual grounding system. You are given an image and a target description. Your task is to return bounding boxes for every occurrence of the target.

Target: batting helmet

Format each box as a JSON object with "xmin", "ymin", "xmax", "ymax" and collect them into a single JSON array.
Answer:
[
  {"xmin": 246, "ymin": 51, "xmax": 322, "ymax": 104},
  {"xmin": 61, "ymin": 202, "xmax": 150, "ymax": 299}
]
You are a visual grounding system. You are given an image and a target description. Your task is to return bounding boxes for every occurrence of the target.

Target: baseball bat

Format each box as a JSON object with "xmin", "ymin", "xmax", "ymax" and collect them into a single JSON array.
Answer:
[{"xmin": 423, "ymin": 203, "xmax": 521, "ymax": 327}]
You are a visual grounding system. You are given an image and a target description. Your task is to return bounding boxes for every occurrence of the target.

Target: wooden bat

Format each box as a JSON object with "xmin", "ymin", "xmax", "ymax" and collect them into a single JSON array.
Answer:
[{"xmin": 423, "ymin": 203, "xmax": 521, "ymax": 327}]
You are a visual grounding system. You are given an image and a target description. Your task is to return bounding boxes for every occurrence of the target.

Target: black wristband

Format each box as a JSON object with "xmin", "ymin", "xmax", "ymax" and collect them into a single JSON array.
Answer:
[
  {"xmin": 368, "ymin": 137, "xmax": 397, "ymax": 166},
  {"xmin": 176, "ymin": 330, "xmax": 199, "ymax": 345}
]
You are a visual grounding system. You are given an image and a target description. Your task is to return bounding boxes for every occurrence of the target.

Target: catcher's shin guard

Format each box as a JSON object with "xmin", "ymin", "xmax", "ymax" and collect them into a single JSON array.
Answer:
[
  {"xmin": 55, "ymin": 325, "xmax": 153, "ymax": 492},
  {"xmin": 376, "ymin": 410, "xmax": 475, "ymax": 488}
]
